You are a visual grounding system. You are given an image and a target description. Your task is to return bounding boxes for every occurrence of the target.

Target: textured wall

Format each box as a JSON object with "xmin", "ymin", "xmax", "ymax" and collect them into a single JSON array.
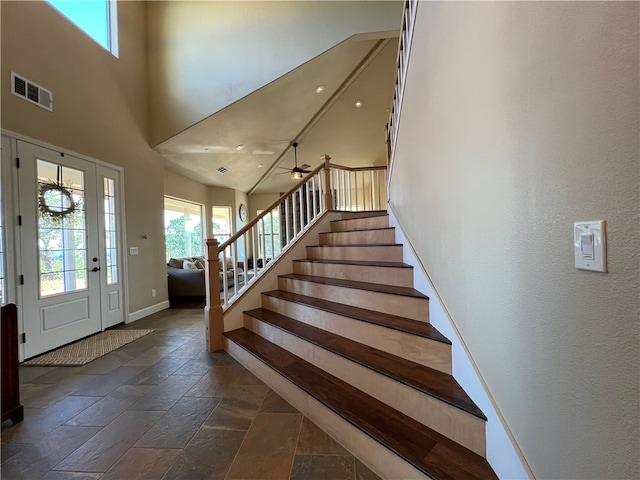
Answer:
[
  {"xmin": 146, "ymin": 1, "xmax": 402, "ymax": 145},
  {"xmin": 390, "ymin": 2, "xmax": 639, "ymax": 478},
  {"xmin": 1, "ymin": 1, "xmax": 167, "ymax": 314}
]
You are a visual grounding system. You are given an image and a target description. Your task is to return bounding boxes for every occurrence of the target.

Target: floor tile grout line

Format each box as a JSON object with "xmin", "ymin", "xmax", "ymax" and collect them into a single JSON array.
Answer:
[
  {"xmin": 222, "ymin": 367, "xmax": 266, "ymax": 480},
  {"xmin": 3, "ymin": 307, "xmax": 381, "ymax": 480}
]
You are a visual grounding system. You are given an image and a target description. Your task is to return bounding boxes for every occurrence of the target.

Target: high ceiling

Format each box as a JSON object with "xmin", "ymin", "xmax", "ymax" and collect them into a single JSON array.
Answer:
[{"xmin": 154, "ymin": 32, "xmax": 399, "ymax": 195}]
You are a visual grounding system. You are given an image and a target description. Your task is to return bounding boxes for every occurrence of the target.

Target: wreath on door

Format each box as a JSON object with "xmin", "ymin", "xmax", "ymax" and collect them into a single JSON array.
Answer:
[{"xmin": 38, "ymin": 180, "xmax": 77, "ymax": 221}]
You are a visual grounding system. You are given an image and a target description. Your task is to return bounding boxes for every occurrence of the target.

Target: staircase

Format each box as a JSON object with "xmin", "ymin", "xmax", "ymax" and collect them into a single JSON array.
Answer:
[{"xmin": 223, "ymin": 212, "xmax": 498, "ymax": 479}]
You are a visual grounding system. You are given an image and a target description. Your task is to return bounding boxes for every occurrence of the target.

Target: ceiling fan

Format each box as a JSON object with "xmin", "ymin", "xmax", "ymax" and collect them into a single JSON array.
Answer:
[{"xmin": 276, "ymin": 142, "xmax": 311, "ymax": 179}]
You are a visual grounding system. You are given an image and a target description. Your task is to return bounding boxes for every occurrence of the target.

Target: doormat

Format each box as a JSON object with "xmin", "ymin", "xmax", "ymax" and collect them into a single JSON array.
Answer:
[{"xmin": 23, "ymin": 329, "xmax": 155, "ymax": 367}]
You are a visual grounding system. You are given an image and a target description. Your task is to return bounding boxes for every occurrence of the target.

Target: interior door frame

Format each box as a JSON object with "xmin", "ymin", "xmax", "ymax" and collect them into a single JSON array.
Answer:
[{"xmin": 1, "ymin": 130, "xmax": 129, "ymax": 362}]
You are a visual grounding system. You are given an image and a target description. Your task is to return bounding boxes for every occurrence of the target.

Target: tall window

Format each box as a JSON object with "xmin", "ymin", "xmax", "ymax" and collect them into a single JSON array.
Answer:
[
  {"xmin": 212, "ymin": 206, "xmax": 232, "ymax": 245},
  {"xmin": 47, "ymin": 0, "xmax": 118, "ymax": 56},
  {"xmin": 257, "ymin": 208, "xmax": 281, "ymax": 259},
  {"xmin": 103, "ymin": 177, "xmax": 118, "ymax": 285},
  {"xmin": 164, "ymin": 197, "xmax": 204, "ymax": 261}
]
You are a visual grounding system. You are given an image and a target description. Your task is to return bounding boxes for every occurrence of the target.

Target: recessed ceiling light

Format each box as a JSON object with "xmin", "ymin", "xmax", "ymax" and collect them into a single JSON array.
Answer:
[
  {"xmin": 257, "ymin": 164, "xmax": 263, "ymax": 168},
  {"xmin": 354, "ymin": 100, "xmax": 363, "ymax": 108},
  {"xmin": 315, "ymin": 85, "xmax": 325, "ymax": 93},
  {"xmin": 236, "ymin": 144, "xmax": 245, "ymax": 151}
]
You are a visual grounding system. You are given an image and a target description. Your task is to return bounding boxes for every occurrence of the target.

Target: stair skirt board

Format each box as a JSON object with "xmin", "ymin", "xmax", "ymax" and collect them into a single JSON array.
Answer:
[
  {"xmin": 278, "ymin": 276, "xmax": 429, "ymax": 322},
  {"xmin": 224, "ymin": 337, "xmax": 430, "ymax": 480},
  {"xmin": 243, "ymin": 314, "xmax": 486, "ymax": 456},
  {"xmin": 261, "ymin": 293, "xmax": 452, "ymax": 373}
]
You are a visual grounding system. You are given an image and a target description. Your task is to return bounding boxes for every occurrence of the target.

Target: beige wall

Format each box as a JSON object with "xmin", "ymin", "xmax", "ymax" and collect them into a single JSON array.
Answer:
[
  {"xmin": 390, "ymin": 2, "xmax": 639, "ymax": 478},
  {"xmin": 249, "ymin": 193, "xmax": 280, "ymax": 219},
  {"xmin": 0, "ymin": 1, "xmax": 168, "ymax": 314},
  {"xmin": 146, "ymin": 0, "xmax": 402, "ymax": 145}
]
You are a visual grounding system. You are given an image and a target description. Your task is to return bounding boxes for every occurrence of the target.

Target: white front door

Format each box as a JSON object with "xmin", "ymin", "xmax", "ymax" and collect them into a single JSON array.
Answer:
[{"xmin": 17, "ymin": 141, "xmax": 124, "ymax": 358}]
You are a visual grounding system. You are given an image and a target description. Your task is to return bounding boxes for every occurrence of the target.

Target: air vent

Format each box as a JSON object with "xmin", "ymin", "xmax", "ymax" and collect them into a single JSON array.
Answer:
[
  {"xmin": 216, "ymin": 166, "xmax": 229, "ymax": 174},
  {"xmin": 11, "ymin": 72, "xmax": 53, "ymax": 111}
]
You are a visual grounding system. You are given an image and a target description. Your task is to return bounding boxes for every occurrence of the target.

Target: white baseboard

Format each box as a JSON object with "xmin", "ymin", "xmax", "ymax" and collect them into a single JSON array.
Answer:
[
  {"xmin": 387, "ymin": 206, "xmax": 532, "ymax": 480},
  {"xmin": 128, "ymin": 301, "xmax": 170, "ymax": 323}
]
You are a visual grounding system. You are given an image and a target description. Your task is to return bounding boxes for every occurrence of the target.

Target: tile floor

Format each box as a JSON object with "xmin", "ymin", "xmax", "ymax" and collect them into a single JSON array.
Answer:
[{"xmin": 1, "ymin": 306, "xmax": 381, "ymax": 480}]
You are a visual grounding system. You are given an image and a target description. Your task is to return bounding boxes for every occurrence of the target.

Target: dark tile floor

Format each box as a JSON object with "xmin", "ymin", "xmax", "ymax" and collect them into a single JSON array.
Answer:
[{"xmin": 1, "ymin": 307, "xmax": 381, "ymax": 480}]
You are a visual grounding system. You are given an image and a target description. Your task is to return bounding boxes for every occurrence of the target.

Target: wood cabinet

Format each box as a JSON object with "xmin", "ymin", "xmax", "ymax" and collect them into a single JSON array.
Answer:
[{"xmin": 1, "ymin": 303, "xmax": 23, "ymax": 425}]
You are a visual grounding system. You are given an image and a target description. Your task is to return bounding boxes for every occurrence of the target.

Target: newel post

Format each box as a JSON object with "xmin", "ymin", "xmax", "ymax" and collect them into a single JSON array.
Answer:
[
  {"xmin": 204, "ymin": 238, "xmax": 224, "ymax": 352},
  {"xmin": 322, "ymin": 154, "xmax": 333, "ymax": 211}
]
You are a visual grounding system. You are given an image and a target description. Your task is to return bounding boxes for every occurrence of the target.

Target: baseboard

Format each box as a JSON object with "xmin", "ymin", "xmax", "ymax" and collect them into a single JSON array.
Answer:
[{"xmin": 128, "ymin": 301, "xmax": 170, "ymax": 323}]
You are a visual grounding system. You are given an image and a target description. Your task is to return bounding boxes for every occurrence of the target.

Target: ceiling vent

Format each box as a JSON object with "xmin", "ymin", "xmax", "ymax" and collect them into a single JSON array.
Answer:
[
  {"xmin": 216, "ymin": 166, "xmax": 229, "ymax": 174},
  {"xmin": 11, "ymin": 72, "xmax": 53, "ymax": 111}
]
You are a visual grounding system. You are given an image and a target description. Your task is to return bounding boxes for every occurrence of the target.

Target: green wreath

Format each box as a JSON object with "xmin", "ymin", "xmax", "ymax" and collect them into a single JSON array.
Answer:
[{"xmin": 38, "ymin": 180, "xmax": 77, "ymax": 220}]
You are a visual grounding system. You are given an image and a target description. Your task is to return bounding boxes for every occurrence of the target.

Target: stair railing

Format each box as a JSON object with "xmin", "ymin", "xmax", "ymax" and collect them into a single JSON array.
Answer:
[
  {"xmin": 386, "ymin": 0, "xmax": 418, "ymax": 167},
  {"xmin": 329, "ymin": 163, "xmax": 388, "ymax": 212},
  {"xmin": 204, "ymin": 155, "xmax": 387, "ymax": 351}
]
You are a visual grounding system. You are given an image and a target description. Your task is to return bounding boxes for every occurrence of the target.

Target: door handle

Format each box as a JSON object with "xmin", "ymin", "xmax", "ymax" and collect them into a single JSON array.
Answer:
[{"xmin": 91, "ymin": 267, "xmax": 101, "ymax": 272}]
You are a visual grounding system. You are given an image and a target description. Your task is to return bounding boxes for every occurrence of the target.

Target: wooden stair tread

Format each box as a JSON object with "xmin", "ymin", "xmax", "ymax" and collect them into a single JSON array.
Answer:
[
  {"xmin": 262, "ymin": 289, "xmax": 449, "ymax": 343},
  {"xmin": 245, "ymin": 307, "xmax": 483, "ymax": 419},
  {"xmin": 224, "ymin": 328, "xmax": 497, "ymax": 480},
  {"xmin": 293, "ymin": 258, "xmax": 412, "ymax": 269},
  {"xmin": 279, "ymin": 273, "xmax": 429, "ymax": 299}
]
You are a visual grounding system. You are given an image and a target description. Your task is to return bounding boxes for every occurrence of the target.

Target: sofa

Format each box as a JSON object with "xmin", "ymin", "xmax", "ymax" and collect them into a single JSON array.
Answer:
[{"xmin": 167, "ymin": 256, "xmax": 241, "ymax": 299}]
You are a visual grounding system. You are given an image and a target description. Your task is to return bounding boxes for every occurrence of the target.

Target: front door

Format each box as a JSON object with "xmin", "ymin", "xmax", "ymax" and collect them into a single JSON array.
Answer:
[{"xmin": 17, "ymin": 141, "xmax": 124, "ymax": 358}]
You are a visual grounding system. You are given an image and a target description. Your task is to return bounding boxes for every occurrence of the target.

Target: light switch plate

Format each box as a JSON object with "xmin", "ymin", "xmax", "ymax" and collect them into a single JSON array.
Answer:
[
  {"xmin": 129, "ymin": 247, "xmax": 139, "ymax": 256},
  {"xmin": 574, "ymin": 221, "xmax": 607, "ymax": 272}
]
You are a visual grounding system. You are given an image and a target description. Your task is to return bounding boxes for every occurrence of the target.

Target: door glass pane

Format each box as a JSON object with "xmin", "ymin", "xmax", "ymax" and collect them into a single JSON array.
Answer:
[
  {"xmin": 103, "ymin": 177, "xmax": 118, "ymax": 285},
  {"xmin": 37, "ymin": 159, "xmax": 87, "ymax": 297}
]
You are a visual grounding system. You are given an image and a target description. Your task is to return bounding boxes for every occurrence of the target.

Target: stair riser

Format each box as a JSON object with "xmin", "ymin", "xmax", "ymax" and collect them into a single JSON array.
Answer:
[
  {"xmin": 306, "ymin": 245, "xmax": 403, "ymax": 262},
  {"xmin": 292, "ymin": 261, "xmax": 413, "ymax": 288},
  {"xmin": 224, "ymin": 336, "xmax": 429, "ymax": 480},
  {"xmin": 243, "ymin": 316, "xmax": 486, "ymax": 457},
  {"xmin": 278, "ymin": 277, "xmax": 429, "ymax": 322},
  {"xmin": 331, "ymin": 215, "xmax": 389, "ymax": 232},
  {"xmin": 319, "ymin": 229, "xmax": 396, "ymax": 246},
  {"xmin": 261, "ymin": 295, "xmax": 451, "ymax": 373}
]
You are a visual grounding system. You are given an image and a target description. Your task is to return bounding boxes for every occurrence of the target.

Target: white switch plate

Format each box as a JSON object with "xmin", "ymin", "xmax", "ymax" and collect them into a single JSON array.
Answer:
[
  {"xmin": 129, "ymin": 247, "xmax": 139, "ymax": 256},
  {"xmin": 574, "ymin": 221, "xmax": 607, "ymax": 272}
]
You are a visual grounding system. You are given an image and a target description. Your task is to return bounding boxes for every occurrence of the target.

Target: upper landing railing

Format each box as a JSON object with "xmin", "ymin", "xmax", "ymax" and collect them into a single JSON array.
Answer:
[
  {"xmin": 203, "ymin": 156, "xmax": 387, "ymax": 351},
  {"xmin": 386, "ymin": 0, "xmax": 418, "ymax": 165}
]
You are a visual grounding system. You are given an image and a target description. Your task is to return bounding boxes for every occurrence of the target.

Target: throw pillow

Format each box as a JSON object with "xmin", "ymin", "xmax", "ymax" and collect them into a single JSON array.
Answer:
[
  {"xmin": 183, "ymin": 260, "xmax": 199, "ymax": 270},
  {"xmin": 194, "ymin": 258, "xmax": 206, "ymax": 270},
  {"xmin": 168, "ymin": 258, "xmax": 183, "ymax": 268}
]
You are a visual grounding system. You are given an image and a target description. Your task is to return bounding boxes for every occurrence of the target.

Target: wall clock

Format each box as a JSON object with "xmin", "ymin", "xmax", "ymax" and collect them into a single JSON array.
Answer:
[{"xmin": 239, "ymin": 203, "xmax": 247, "ymax": 222}]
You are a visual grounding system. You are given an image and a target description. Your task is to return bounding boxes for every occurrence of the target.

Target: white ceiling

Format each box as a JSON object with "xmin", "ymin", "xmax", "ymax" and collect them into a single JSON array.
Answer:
[{"xmin": 155, "ymin": 32, "xmax": 399, "ymax": 195}]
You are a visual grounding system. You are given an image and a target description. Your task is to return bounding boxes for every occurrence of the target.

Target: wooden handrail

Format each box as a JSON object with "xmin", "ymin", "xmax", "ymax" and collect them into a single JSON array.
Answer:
[
  {"xmin": 219, "ymin": 157, "xmax": 328, "ymax": 252},
  {"xmin": 204, "ymin": 156, "xmax": 388, "ymax": 351}
]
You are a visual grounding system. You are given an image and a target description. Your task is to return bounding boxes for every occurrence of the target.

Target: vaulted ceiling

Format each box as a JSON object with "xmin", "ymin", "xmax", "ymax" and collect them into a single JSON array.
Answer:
[{"xmin": 154, "ymin": 33, "xmax": 399, "ymax": 195}]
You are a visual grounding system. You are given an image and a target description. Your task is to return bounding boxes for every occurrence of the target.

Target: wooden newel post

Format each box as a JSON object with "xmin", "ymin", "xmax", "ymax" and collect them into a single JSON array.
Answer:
[
  {"xmin": 204, "ymin": 238, "xmax": 224, "ymax": 352},
  {"xmin": 322, "ymin": 154, "xmax": 333, "ymax": 211}
]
